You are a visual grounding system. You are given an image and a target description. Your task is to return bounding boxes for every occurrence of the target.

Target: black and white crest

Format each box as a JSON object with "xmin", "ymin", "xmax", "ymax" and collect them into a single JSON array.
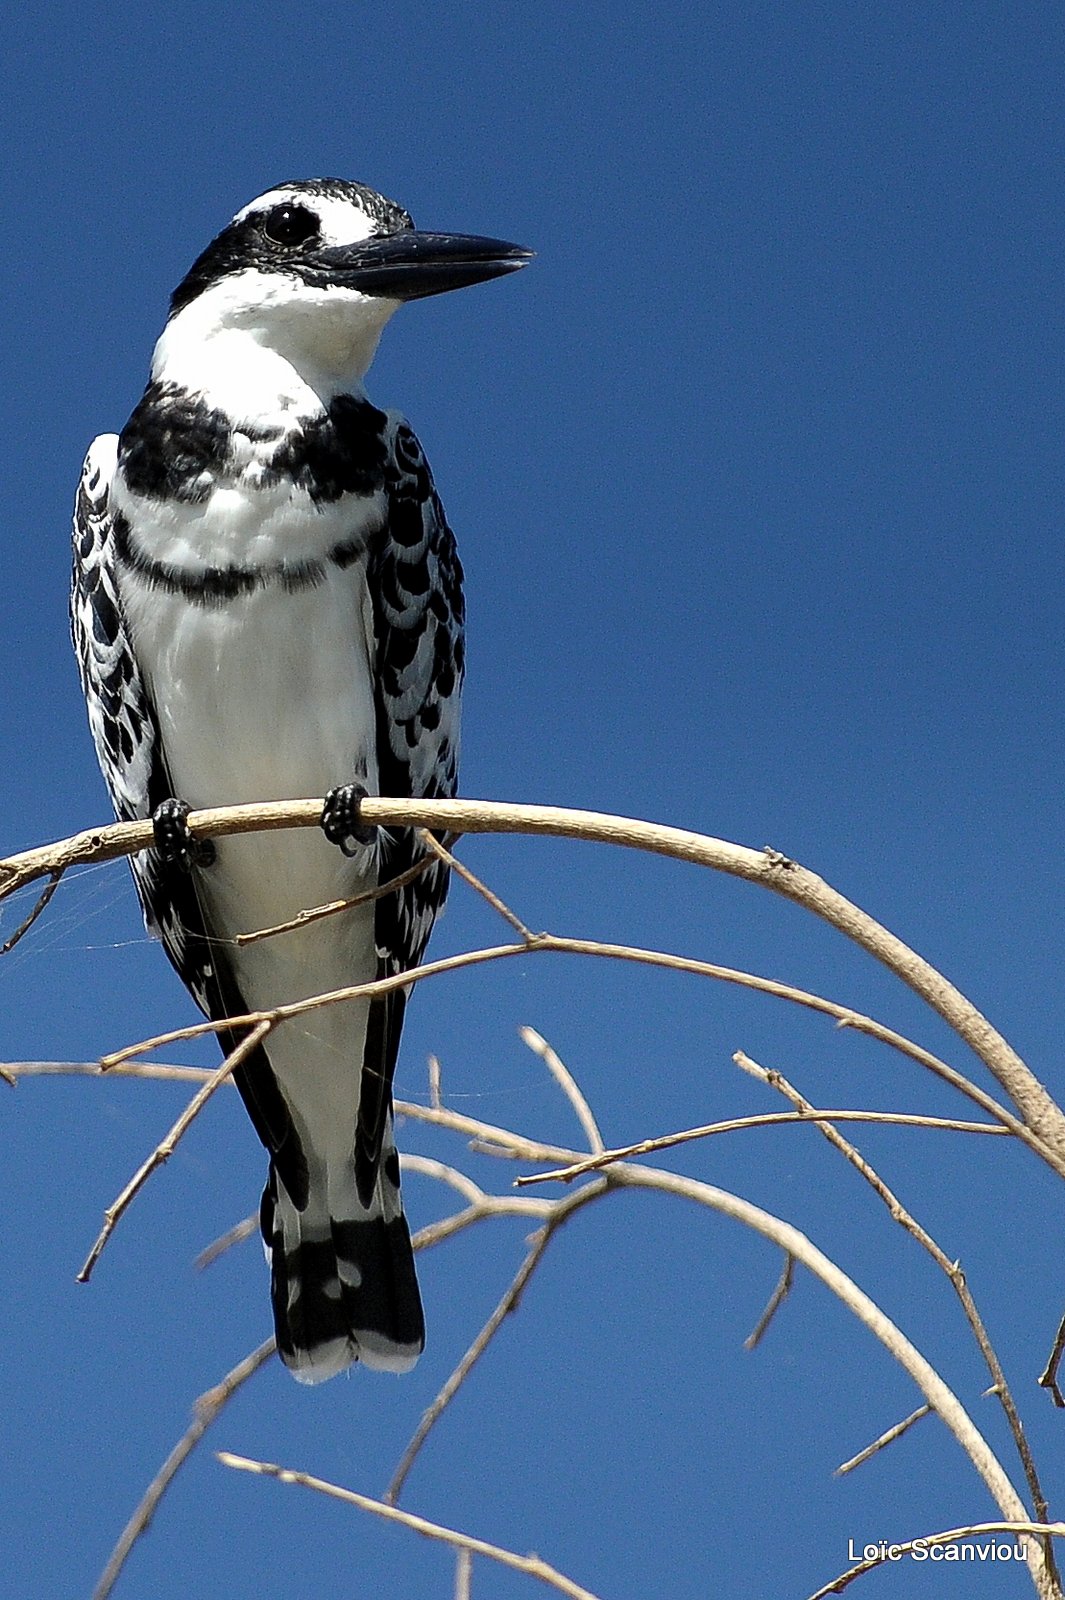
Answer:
[{"xmin": 71, "ymin": 178, "xmax": 530, "ymax": 1382}]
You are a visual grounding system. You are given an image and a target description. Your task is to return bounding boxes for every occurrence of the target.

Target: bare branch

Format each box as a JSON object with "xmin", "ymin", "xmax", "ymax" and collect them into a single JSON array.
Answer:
[
  {"xmin": 745, "ymin": 1253, "xmax": 795, "ymax": 1350},
  {"xmin": 607, "ymin": 1162, "xmax": 1055, "ymax": 1597},
  {"xmin": 1, "ymin": 868, "xmax": 63, "ymax": 955},
  {"xmin": 455, "ymin": 1549, "xmax": 473, "ymax": 1600},
  {"xmin": 410, "ymin": 1195, "xmax": 557, "ymax": 1253},
  {"xmin": 401, "ymin": 1152, "xmax": 487, "ymax": 1206},
  {"xmin": 518, "ymin": 1108, "xmax": 1007, "ymax": 1187},
  {"xmin": 418, "ymin": 828, "xmax": 535, "ymax": 942},
  {"xmin": 90, "ymin": 931, "xmax": 1041, "ymax": 1178},
  {"xmin": 217, "ymin": 1451, "xmax": 603, "ymax": 1600},
  {"xmin": 93, "ymin": 1339, "xmax": 275, "ymax": 1600},
  {"xmin": 3, "ymin": 1060, "xmax": 219, "ymax": 1083},
  {"xmin": 835, "ymin": 1405, "xmax": 932, "ymax": 1476},
  {"xmin": 234, "ymin": 844, "xmax": 448, "ymax": 946},
  {"xmin": 520, "ymin": 1026, "xmax": 605, "ymax": 1153},
  {"xmin": 741, "ymin": 1050, "xmax": 1058, "ymax": 1573},
  {"xmin": 195, "ymin": 1214, "xmax": 259, "ymax": 1271},
  {"xmin": 4, "ymin": 798, "xmax": 1060, "ymax": 1172},
  {"xmin": 77, "ymin": 1020, "xmax": 273, "ymax": 1282}
]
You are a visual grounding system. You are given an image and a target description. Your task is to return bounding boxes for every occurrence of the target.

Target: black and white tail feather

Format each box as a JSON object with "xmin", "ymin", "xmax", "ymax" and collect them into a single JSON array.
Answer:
[{"xmin": 70, "ymin": 178, "xmax": 530, "ymax": 1381}]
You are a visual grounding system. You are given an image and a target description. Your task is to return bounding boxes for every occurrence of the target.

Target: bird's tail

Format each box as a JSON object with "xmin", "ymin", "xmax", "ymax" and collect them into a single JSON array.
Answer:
[{"xmin": 260, "ymin": 1119, "xmax": 424, "ymax": 1384}]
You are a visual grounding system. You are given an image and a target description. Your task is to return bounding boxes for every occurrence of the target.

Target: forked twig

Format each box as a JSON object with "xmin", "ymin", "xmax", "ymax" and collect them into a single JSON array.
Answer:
[
  {"xmin": 737, "ymin": 1050, "xmax": 1058, "ymax": 1588},
  {"xmin": 78, "ymin": 1020, "xmax": 273, "ymax": 1282},
  {"xmin": 217, "ymin": 1451, "xmax": 603, "ymax": 1600}
]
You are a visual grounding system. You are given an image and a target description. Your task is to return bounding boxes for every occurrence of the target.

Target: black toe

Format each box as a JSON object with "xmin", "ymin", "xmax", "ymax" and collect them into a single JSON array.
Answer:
[
  {"xmin": 321, "ymin": 783, "xmax": 376, "ymax": 856},
  {"xmin": 152, "ymin": 798, "xmax": 214, "ymax": 870}
]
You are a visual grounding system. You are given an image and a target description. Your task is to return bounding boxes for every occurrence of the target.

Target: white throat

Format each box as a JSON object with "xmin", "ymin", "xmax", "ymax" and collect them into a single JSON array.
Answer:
[{"xmin": 151, "ymin": 269, "xmax": 398, "ymax": 423}]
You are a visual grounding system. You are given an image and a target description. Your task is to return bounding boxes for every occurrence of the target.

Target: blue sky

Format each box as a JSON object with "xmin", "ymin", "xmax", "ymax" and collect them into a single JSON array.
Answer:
[{"xmin": 3, "ymin": 3, "xmax": 1065, "ymax": 1596}]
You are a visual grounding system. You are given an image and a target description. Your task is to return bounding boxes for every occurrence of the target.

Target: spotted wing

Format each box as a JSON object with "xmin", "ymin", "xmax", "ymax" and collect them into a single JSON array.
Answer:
[
  {"xmin": 70, "ymin": 435, "xmax": 308, "ymax": 1204},
  {"xmin": 354, "ymin": 414, "xmax": 465, "ymax": 1203}
]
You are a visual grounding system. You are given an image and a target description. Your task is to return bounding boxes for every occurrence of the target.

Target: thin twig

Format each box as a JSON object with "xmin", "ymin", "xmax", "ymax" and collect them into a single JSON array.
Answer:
[
  {"xmin": 455, "ymin": 1548, "xmax": 473, "ymax": 1600},
  {"xmin": 6, "ymin": 798, "xmax": 1059, "ymax": 1173},
  {"xmin": 93, "ymin": 1339, "xmax": 275, "ymax": 1600},
  {"xmin": 745, "ymin": 1253, "xmax": 795, "ymax": 1350},
  {"xmin": 807, "ymin": 1522, "xmax": 1065, "ymax": 1600},
  {"xmin": 520, "ymin": 1025, "xmax": 605, "ymax": 1153},
  {"xmin": 428, "ymin": 1052, "xmax": 443, "ymax": 1110},
  {"xmin": 418, "ymin": 828, "xmax": 535, "ymax": 941},
  {"xmin": 738, "ymin": 1049, "xmax": 1058, "ymax": 1581},
  {"xmin": 410, "ymin": 1195, "xmax": 557, "ymax": 1253},
  {"xmin": 77, "ymin": 1020, "xmax": 273, "ymax": 1282},
  {"xmin": 835, "ymin": 1405, "xmax": 932, "ymax": 1476},
  {"xmin": 388, "ymin": 1180, "xmax": 608, "ymax": 1504},
  {"xmin": 402, "ymin": 1153, "xmax": 487, "ymax": 1207},
  {"xmin": 3, "ymin": 1059, "xmax": 222, "ymax": 1083},
  {"xmin": 234, "ymin": 843, "xmax": 452, "ymax": 945},
  {"xmin": 217, "ymin": 1452, "xmax": 603, "ymax": 1600},
  {"xmin": 195, "ymin": 1214, "xmax": 259, "ymax": 1271},
  {"xmin": 518, "ymin": 1108, "xmax": 1007, "ymax": 1186},
  {"xmin": 1, "ymin": 868, "xmax": 63, "ymax": 955},
  {"xmin": 396, "ymin": 1098, "xmax": 579, "ymax": 1165}
]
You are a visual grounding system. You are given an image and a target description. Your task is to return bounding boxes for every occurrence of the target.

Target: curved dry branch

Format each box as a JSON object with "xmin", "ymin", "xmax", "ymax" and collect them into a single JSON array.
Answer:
[
  {"xmin": 216, "ymin": 1451, "xmax": 603, "ymax": 1600},
  {"xmin": 607, "ymin": 1162, "xmax": 1056, "ymax": 1599},
  {"xmin": 4, "ymin": 798, "xmax": 1062, "ymax": 1171},
  {"xmin": 518, "ymin": 1108, "xmax": 1007, "ymax": 1187},
  {"xmin": 739, "ymin": 1051, "xmax": 1057, "ymax": 1585},
  {"xmin": 77, "ymin": 929, "xmax": 1046, "ymax": 1170}
]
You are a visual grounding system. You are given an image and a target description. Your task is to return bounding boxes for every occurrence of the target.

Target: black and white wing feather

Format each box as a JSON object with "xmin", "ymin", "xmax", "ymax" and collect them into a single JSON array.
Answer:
[
  {"xmin": 70, "ymin": 437, "xmax": 309, "ymax": 1205},
  {"xmin": 354, "ymin": 414, "xmax": 465, "ymax": 1202}
]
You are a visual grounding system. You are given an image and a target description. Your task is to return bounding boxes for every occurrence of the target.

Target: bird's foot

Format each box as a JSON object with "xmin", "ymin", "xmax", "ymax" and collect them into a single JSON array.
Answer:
[
  {"xmin": 321, "ymin": 782, "xmax": 376, "ymax": 857},
  {"xmin": 152, "ymin": 798, "xmax": 216, "ymax": 870}
]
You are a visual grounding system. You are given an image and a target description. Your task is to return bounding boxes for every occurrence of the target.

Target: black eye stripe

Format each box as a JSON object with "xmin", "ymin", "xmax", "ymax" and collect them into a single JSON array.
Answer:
[{"xmin": 262, "ymin": 204, "xmax": 321, "ymax": 247}]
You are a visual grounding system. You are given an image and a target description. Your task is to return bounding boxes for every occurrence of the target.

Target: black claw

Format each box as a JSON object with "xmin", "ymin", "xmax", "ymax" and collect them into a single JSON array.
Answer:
[
  {"xmin": 152, "ymin": 798, "xmax": 216, "ymax": 870},
  {"xmin": 322, "ymin": 782, "xmax": 376, "ymax": 856}
]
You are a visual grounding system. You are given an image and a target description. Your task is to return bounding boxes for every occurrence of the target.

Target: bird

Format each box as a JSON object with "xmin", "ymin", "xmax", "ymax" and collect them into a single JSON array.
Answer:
[{"xmin": 70, "ymin": 178, "xmax": 532, "ymax": 1383}]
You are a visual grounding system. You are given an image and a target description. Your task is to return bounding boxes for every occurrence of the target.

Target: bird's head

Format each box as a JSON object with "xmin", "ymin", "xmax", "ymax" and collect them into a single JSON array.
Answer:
[{"xmin": 153, "ymin": 178, "xmax": 533, "ymax": 399}]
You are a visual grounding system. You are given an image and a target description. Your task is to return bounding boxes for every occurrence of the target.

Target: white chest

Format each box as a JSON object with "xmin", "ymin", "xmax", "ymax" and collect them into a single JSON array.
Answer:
[{"xmin": 121, "ymin": 562, "xmax": 379, "ymax": 812}]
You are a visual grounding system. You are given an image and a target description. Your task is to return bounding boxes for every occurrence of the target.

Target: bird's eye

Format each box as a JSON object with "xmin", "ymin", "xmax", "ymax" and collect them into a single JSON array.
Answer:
[{"xmin": 262, "ymin": 204, "xmax": 320, "ymax": 247}]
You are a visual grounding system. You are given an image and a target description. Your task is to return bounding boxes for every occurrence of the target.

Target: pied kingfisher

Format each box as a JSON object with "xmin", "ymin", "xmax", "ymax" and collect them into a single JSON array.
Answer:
[{"xmin": 70, "ymin": 179, "xmax": 531, "ymax": 1383}]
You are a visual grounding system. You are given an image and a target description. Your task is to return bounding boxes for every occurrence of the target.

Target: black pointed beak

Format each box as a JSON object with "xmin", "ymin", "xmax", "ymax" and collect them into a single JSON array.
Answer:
[{"xmin": 319, "ymin": 230, "xmax": 534, "ymax": 301}]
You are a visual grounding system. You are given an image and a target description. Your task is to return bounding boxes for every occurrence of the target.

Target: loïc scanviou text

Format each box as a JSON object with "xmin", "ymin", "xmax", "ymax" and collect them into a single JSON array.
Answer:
[{"xmin": 849, "ymin": 1538, "xmax": 1029, "ymax": 1564}]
